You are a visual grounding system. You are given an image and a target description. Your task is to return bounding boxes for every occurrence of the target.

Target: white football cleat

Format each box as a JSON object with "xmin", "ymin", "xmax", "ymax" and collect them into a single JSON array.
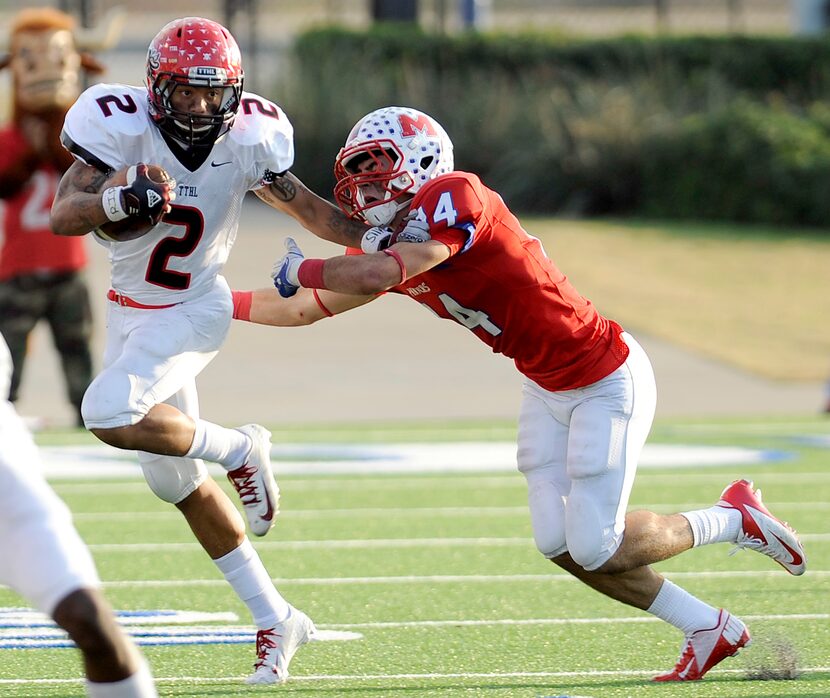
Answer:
[
  {"xmin": 718, "ymin": 478, "xmax": 806, "ymax": 575},
  {"xmin": 247, "ymin": 607, "xmax": 316, "ymax": 685},
  {"xmin": 227, "ymin": 424, "xmax": 279, "ymax": 536},
  {"xmin": 653, "ymin": 609, "xmax": 750, "ymax": 682}
]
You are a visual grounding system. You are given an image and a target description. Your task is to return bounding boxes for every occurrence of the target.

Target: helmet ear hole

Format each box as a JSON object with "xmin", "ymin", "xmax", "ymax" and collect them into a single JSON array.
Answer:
[{"xmin": 420, "ymin": 155, "xmax": 434, "ymax": 170}]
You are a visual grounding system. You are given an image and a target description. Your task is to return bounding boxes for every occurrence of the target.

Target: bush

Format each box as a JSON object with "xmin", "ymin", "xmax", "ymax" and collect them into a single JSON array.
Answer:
[
  {"xmin": 641, "ymin": 101, "xmax": 830, "ymax": 226},
  {"xmin": 275, "ymin": 26, "xmax": 830, "ymax": 229}
]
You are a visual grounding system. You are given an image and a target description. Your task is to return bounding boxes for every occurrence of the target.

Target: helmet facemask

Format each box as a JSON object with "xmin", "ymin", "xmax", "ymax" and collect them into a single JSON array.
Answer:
[
  {"xmin": 334, "ymin": 141, "xmax": 416, "ymax": 226},
  {"xmin": 150, "ymin": 74, "xmax": 242, "ymax": 147},
  {"xmin": 334, "ymin": 107, "xmax": 454, "ymax": 226}
]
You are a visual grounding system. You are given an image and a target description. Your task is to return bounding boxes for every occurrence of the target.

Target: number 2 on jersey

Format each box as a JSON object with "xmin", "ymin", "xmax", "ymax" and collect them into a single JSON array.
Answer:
[{"xmin": 146, "ymin": 205, "xmax": 203, "ymax": 290}]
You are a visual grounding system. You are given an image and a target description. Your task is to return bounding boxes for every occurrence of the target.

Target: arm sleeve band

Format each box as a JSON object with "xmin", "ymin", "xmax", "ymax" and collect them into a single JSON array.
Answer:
[
  {"xmin": 232, "ymin": 290, "xmax": 253, "ymax": 321},
  {"xmin": 382, "ymin": 248, "xmax": 407, "ymax": 284},
  {"xmin": 297, "ymin": 258, "xmax": 327, "ymax": 289},
  {"xmin": 312, "ymin": 289, "xmax": 334, "ymax": 317}
]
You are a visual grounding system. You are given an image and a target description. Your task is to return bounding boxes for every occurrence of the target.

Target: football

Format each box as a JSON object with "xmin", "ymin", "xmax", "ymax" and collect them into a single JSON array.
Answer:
[{"xmin": 95, "ymin": 164, "xmax": 174, "ymax": 242}]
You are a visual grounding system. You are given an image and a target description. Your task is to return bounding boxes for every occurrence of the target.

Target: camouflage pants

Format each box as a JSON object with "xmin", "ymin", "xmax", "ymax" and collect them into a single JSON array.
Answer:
[{"xmin": 0, "ymin": 271, "xmax": 93, "ymax": 425}]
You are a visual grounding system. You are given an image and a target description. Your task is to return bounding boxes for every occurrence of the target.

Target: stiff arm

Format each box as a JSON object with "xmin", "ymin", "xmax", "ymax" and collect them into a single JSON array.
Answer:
[{"xmin": 254, "ymin": 171, "xmax": 368, "ymax": 248}]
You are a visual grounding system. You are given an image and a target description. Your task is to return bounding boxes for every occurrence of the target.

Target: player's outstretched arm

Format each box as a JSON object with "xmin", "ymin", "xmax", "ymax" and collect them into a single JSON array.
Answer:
[
  {"xmin": 254, "ymin": 171, "xmax": 368, "ymax": 248},
  {"xmin": 234, "ymin": 287, "xmax": 373, "ymax": 327},
  {"xmin": 272, "ymin": 235, "xmax": 451, "ymax": 297}
]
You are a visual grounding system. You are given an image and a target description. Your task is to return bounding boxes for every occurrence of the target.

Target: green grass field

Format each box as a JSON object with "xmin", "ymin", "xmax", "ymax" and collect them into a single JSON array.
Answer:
[{"xmin": 1, "ymin": 416, "xmax": 828, "ymax": 697}]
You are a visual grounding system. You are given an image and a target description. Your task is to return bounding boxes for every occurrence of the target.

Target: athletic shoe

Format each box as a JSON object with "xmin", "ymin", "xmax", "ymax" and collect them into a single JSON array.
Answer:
[
  {"xmin": 653, "ymin": 609, "xmax": 750, "ymax": 681},
  {"xmin": 718, "ymin": 478, "xmax": 806, "ymax": 575},
  {"xmin": 227, "ymin": 424, "xmax": 279, "ymax": 536},
  {"xmin": 246, "ymin": 607, "xmax": 316, "ymax": 684}
]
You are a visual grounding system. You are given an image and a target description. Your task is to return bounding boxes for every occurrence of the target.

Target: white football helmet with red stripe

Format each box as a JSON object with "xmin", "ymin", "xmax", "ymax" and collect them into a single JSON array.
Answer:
[{"xmin": 334, "ymin": 106, "xmax": 454, "ymax": 226}]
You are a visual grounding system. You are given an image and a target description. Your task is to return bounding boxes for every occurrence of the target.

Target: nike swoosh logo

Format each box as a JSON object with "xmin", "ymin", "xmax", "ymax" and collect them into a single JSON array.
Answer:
[
  {"xmin": 211, "ymin": 160, "xmax": 232, "ymax": 167},
  {"xmin": 771, "ymin": 531, "xmax": 804, "ymax": 568},
  {"xmin": 262, "ymin": 488, "xmax": 274, "ymax": 522}
]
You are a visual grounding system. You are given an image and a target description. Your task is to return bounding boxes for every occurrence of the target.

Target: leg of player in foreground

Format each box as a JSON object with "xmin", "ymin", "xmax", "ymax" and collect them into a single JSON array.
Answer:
[
  {"xmin": 80, "ymin": 290, "xmax": 313, "ymax": 683},
  {"xmin": 0, "ymin": 336, "xmax": 156, "ymax": 697},
  {"xmin": 519, "ymin": 335, "xmax": 804, "ymax": 681}
]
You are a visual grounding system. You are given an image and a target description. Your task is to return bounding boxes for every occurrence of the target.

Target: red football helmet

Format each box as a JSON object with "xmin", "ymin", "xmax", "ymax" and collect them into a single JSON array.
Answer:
[
  {"xmin": 145, "ymin": 17, "xmax": 243, "ymax": 147},
  {"xmin": 334, "ymin": 107, "xmax": 454, "ymax": 226}
]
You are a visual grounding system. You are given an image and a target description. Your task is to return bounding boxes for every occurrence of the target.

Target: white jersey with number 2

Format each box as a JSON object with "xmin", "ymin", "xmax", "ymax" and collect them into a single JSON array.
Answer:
[{"xmin": 61, "ymin": 82, "xmax": 294, "ymax": 305}]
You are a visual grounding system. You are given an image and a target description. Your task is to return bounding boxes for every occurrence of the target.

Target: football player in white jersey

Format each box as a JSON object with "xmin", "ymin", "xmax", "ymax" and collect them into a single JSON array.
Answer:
[
  {"xmin": 49, "ymin": 17, "xmax": 366, "ymax": 684},
  {"xmin": 0, "ymin": 332, "xmax": 157, "ymax": 697}
]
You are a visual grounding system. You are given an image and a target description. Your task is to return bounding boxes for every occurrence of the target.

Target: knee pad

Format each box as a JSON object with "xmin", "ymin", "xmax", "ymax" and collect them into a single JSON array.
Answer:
[
  {"xmin": 81, "ymin": 368, "xmax": 140, "ymax": 428},
  {"xmin": 526, "ymin": 476, "xmax": 568, "ymax": 558},
  {"xmin": 565, "ymin": 488, "xmax": 608, "ymax": 570},
  {"xmin": 137, "ymin": 451, "xmax": 207, "ymax": 504}
]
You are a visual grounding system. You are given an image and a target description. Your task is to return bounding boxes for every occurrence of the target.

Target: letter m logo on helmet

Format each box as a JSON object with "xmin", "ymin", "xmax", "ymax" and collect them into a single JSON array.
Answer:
[{"xmin": 398, "ymin": 113, "xmax": 438, "ymax": 138}]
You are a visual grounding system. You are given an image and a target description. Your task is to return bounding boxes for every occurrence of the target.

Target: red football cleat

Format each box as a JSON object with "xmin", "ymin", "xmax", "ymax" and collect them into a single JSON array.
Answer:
[
  {"xmin": 718, "ymin": 478, "xmax": 806, "ymax": 575},
  {"xmin": 653, "ymin": 609, "xmax": 750, "ymax": 682}
]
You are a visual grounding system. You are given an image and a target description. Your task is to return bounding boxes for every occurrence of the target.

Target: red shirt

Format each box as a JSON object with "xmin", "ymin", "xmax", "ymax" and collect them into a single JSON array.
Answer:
[
  {"xmin": 0, "ymin": 126, "xmax": 87, "ymax": 280},
  {"xmin": 389, "ymin": 172, "xmax": 629, "ymax": 391}
]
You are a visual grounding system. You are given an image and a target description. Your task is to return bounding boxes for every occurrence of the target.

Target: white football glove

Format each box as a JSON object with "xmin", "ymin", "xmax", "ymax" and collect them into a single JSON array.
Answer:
[
  {"xmin": 397, "ymin": 212, "xmax": 431, "ymax": 244},
  {"xmin": 360, "ymin": 226, "xmax": 394, "ymax": 253},
  {"xmin": 271, "ymin": 237, "xmax": 304, "ymax": 298},
  {"xmin": 359, "ymin": 214, "xmax": 432, "ymax": 253}
]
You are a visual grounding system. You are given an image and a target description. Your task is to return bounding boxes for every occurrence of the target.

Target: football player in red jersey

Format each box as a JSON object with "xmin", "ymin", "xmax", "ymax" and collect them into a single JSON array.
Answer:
[{"xmin": 236, "ymin": 106, "xmax": 807, "ymax": 681}]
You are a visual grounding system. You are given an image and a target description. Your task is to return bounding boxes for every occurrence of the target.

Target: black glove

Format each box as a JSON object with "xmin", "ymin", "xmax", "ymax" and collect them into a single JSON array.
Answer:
[{"xmin": 121, "ymin": 163, "xmax": 174, "ymax": 226}]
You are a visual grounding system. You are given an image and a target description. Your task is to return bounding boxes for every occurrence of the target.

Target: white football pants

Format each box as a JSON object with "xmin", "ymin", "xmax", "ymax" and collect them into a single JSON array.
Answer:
[
  {"xmin": 81, "ymin": 276, "xmax": 233, "ymax": 503},
  {"xmin": 517, "ymin": 332, "xmax": 657, "ymax": 571}
]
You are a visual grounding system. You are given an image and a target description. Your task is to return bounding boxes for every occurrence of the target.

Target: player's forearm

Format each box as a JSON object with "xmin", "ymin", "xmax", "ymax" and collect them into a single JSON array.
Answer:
[
  {"xmin": 315, "ymin": 253, "xmax": 403, "ymax": 295},
  {"xmin": 257, "ymin": 172, "xmax": 367, "ymax": 247},
  {"xmin": 50, "ymin": 163, "xmax": 110, "ymax": 236},
  {"xmin": 50, "ymin": 192, "xmax": 107, "ymax": 236},
  {"xmin": 234, "ymin": 288, "xmax": 328, "ymax": 326}
]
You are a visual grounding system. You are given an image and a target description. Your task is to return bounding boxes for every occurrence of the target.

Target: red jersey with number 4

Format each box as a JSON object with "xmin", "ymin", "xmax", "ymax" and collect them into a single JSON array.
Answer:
[
  {"xmin": 0, "ymin": 126, "xmax": 87, "ymax": 281},
  {"xmin": 393, "ymin": 171, "xmax": 629, "ymax": 391}
]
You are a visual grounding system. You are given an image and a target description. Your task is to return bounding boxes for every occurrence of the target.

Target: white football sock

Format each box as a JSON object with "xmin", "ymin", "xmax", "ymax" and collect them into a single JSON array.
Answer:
[
  {"xmin": 647, "ymin": 579, "xmax": 721, "ymax": 635},
  {"xmin": 214, "ymin": 538, "xmax": 290, "ymax": 629},
  {"xmin": 86, "ymin": 660, "xmax": 157, "ymax": 697},
  {"xmin": 186, "ymin": 419, "xmax": 251, "ymax": 471},
  {"xmin": 681, "ymin": 506, "xmax": 741, "ymax": 547}
]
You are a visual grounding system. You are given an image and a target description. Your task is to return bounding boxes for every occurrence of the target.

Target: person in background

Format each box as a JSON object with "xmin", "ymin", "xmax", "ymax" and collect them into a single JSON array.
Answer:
[
  {"xmin": 237, "ymin": 105, "xmax": 807, "ymax": 682},
  {"xmin": 0, "ymin": 330, "xmax": 157, "ymax": 698},
  {"xmin": 0, "ymin": 8, "xmax": 109, "ymax": 427}
]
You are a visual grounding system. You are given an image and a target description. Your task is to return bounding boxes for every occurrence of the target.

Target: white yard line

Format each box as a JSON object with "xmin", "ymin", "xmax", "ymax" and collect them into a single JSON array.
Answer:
[
  {"xmin": 323, "ymin": 613, "xmax": 830, "ymax": 629},
  {"xmin": 3, "ymin": 666, "xmax": 830, "ymax": 686},
  {"xmin": 69, "ymin": 502, "xmax": 830, "ymax": 521},
  {"xmin": 84, "ymin": 532, "xmax": 830, "ymax": 553},
  {"xmin": 88, "ymin": 570, "xmax": 830, "ymax": 588},
  {"xmin": 50, "ymin": 471, "xmax": 830, "ymax": 495}
]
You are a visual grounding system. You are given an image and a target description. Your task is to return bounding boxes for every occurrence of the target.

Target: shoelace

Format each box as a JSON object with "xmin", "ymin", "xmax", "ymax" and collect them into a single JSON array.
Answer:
[
  {"xmin": 729, "ymin": 531, "xmax": 767, "ymax": 557},
  {"xmin": 228, "ymin": 466, "xmax": 260, "ymax": 505},
  {"xmin": 253, "ymin": 630, "xmax": 279, "ymax": 669}
]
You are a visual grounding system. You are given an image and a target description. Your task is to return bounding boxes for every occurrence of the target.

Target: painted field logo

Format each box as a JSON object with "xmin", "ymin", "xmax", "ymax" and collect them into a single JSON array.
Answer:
[{"xmin": 0, "ymin": 608, "xmax": 360, "ymax": 648}]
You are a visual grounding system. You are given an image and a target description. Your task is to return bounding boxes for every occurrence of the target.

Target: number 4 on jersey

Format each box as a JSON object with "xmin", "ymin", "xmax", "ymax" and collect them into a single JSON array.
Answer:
[{"xmin": 437, "ymin": 293, "xmax": 501, "ymax": 336}]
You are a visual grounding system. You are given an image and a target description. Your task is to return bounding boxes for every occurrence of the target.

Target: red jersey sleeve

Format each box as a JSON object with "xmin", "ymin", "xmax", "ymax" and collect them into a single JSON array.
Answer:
[{"xmin": 410, "ymin": 174, "xmax": 485, "ymax": 256}]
